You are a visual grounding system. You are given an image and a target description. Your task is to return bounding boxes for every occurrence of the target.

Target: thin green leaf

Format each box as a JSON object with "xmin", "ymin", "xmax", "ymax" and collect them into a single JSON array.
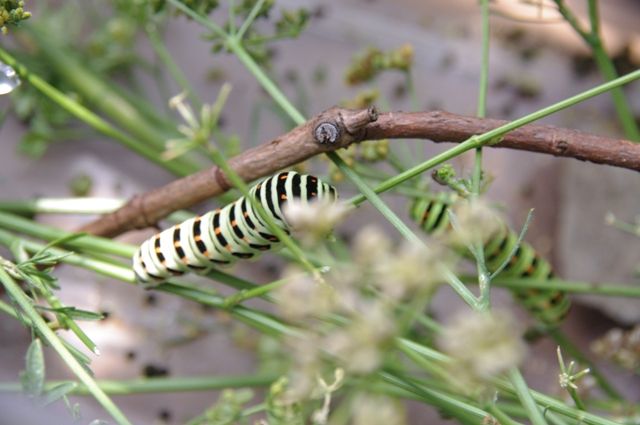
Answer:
[
  {"xmin": 33, "ymin": 233, "xmax": 86, "ymax": 259},
  {"xmin": 40, "ymin": 381, "xmax": 78, "ymax": 406},
  {"xmin": 37, "ymin": 306, "xmax": 105, "ymax": 321},
  {"xmin": 60, "ymin": 338, "xmax": 93, "ymax": 372},
  {"xmin": 490, "ymin": 209, "xmax": 534, "ymax": 280},
  {"xmin": 20, "ymin": 338, "xmax": 45, "ymax": 397}
]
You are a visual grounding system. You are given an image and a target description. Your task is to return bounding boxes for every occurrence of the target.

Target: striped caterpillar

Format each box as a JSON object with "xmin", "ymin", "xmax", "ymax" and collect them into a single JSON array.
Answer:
[
  {"xmin": 410, "ymin": 192, "xmax": 570, "ymax": 325},
  {"xmin": 133, "ymin": 171, "xmax": 337, "ymax": 284}
]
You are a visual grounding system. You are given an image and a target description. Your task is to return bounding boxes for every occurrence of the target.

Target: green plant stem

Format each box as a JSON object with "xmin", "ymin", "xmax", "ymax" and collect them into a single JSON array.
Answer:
[
  {"xmin": 225, "ymin": 36, "xmax": 305, "ymax": 124},
  {"xmin": 474, "ymin": 276, "xmax": 640, "ymax": 297},
  {"xmin": 328, "ymin": 152, "xmax": 422, "ymax": 244},
  {"xmin": 348, "ymin": 68, "xmax": 640, "ymax": 206},
  {"xmin": 495, "ymin": 377, "xmax": 619, "ymax": 425},
  {"xmin": 473, "ymin": 0, "xmax": 491, "ymax": 312},
  {"xmin": 379, "ymin": 372, "xmax": 513, "ymax": 424},
  {"xmin": 508, "ymin": 368, "xmax": 549, "ymax": 425},
  {"xmin": 0, "ymin": 211, "xmax": 134, "ymax": 257},
  {"xmin": 0, "ymin": 47, "xmax": 196, "ymax": 177},
  {"xmin": 146, "ymin": 23, "xmax": 202, "ymax": 107},
  {"xmin": 0, "ymin": 198, "xmax": 125, "ymax": 215},
  {"xmin": 0, "ymin": 298, "xmax": 25, "ymax": 323},
  {"xmin": 0, "ymin": 373, "xmax": 277, "ymax": 395},
  {"xmin": 222, "ymin": 273, "xmax": 299, "ymax": 307},
  {"xmin": 554, "ymin": 0, "xmax": 640, "ymax": 141},
  {"xmin": 488, "ymin": 403, "xmax": 522, "ymax": 425},
  {"xmin": 0, "ymin": 267, "xmax": 133, "ymax": 425},
  {"xmin": 235, "ymin": 0, "xmax": 267, "ymax": 41},
  {"xmin": 587, "ymin": 0, "xmax": 600, "ymax": 36},
  {"xmin": 40, "ymin": 291, "xmax": 99, "ymax": 355}
]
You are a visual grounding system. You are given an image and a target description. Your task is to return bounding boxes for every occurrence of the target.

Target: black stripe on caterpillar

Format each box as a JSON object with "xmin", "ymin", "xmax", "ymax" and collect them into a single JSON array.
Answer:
[
  {"xmin": 410, "ymin": 192, "xmax": 570, "ymax": 325},
  {"xmin": 133, "ymin": 171, "xmax": 337, "ymax": 284}
]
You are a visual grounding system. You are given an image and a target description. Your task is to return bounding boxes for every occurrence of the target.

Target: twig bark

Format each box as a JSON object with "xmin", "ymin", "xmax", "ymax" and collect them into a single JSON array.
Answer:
[{"xmin": 81, "ymin": 107, "xmax": 640, "ymax": 238}]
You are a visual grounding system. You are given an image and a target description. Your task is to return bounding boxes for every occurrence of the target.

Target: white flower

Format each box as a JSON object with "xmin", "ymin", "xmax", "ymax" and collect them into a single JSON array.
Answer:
[
  {"xmin": 438, "ymin": 309, "xmax": 526, "ymax": 380},
  {"xmin": 448, "ymin": 199, "xmax": 504, "ymax": 249},
  {"xmin": 324, "ymin": 301, "xmax": 395, "ymax": 373},
  {"xmin": 352, "ymin": 394, "xmax": 407, "ymax": 425},
  {"xmin": 276, "ymin": 267, "xmax": 335, "ymax": 321},
  {"xmin": 352, "ymin": 225, "xmax": 392, "ymax": 267},
  {"xmin": 283, "ymin": 198, "xmax": 350, "ymax": 247},
  {"xmin": 372, "ymin": 240, "xmax": 452, "ymax": 300}
]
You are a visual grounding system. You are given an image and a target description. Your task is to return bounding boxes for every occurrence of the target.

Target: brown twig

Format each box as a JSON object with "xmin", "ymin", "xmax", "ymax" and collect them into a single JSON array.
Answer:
[{"xmin": 81, "ymin": 107, "xmax": 640, "ymax": 238}]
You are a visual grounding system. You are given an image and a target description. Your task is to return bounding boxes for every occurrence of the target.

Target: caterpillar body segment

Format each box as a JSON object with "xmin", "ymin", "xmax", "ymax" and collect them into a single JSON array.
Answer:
[
  {"xmin": 410, "ymin": 193, "xmax": 570, "ymax": 325},
  {"xmin": 133, "ymin": 171, "xmax": 337, "ymax": 284}
]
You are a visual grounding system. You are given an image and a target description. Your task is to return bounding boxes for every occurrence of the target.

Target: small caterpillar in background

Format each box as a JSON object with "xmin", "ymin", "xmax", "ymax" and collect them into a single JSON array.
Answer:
[
  {"xmin": 410, "ymin": 192, "xmax": 570, "ymax": 325},
  {"xmin": 133, "ymin": 171, "xmax": 337, "ymax": 284}
]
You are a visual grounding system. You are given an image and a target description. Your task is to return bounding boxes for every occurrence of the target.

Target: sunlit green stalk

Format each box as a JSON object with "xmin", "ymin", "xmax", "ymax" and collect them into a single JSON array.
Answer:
[
  {"xmin": 328, "ymin": 152, "xmax": 422, "ymax": 244},
  {"xmin": 0, "ymin": 374, "xmax": 277, "ymax": 395},
  {"xmin": 476, "ymin": 276, "xmax": 640, "ymax": 297},
  {"xmin": 40, "ymin": 290, "xmax": 99, "ymax": 355},
  {"xmin": 487, "ymin": 403, "xmax": 522, "ymax": 425},
  {"xmin": 0, "ymin": 267, "xmax": 133, "ymax": 425},
  {"xmin": 235, "ymin": 0, "xmax": 267, "ymax": 41},
  {"xmin": 146, "ymin": 23, "xmax": 202, "ymax": 107},
  {"xmin": 0, "ymin": 198, "xmax": 125, "ymax": 215},
  {"xmin": 553, "ymin": 0, "xmax": 639, "ymax": 141},
  {"xmin": 508, "ymin": 368, "xmax": 548, "ymax": 425},
  {"xmin": 379, "ymin": 372, "xmax": 503, "ymax": 424},
  {"xmin": 0, "ymin": 298, "xmax": 24, "ymax": 322},
  {"xmin": 473, "ymin": 0, "xmax": 491, "ymax": 312}
]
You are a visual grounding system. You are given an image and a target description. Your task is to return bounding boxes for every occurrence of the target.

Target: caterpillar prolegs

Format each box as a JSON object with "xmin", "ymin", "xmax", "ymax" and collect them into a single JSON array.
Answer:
[
  {"xmin": 133, "ymin": 171, "xmax": 337, "ymax": 284},
  {"xmin": 410, "ymin": 192, "xmax": 570, "ymax": 325}
]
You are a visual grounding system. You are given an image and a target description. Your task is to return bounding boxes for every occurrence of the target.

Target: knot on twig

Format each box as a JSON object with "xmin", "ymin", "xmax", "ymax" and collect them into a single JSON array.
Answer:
[
  {"xmin": 313, "ymin": 106, "xmax": 379, "ymax": 147},
  {"xmin": 314, "ymin": 122, "xmax": 340, "ymax": 144}
]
